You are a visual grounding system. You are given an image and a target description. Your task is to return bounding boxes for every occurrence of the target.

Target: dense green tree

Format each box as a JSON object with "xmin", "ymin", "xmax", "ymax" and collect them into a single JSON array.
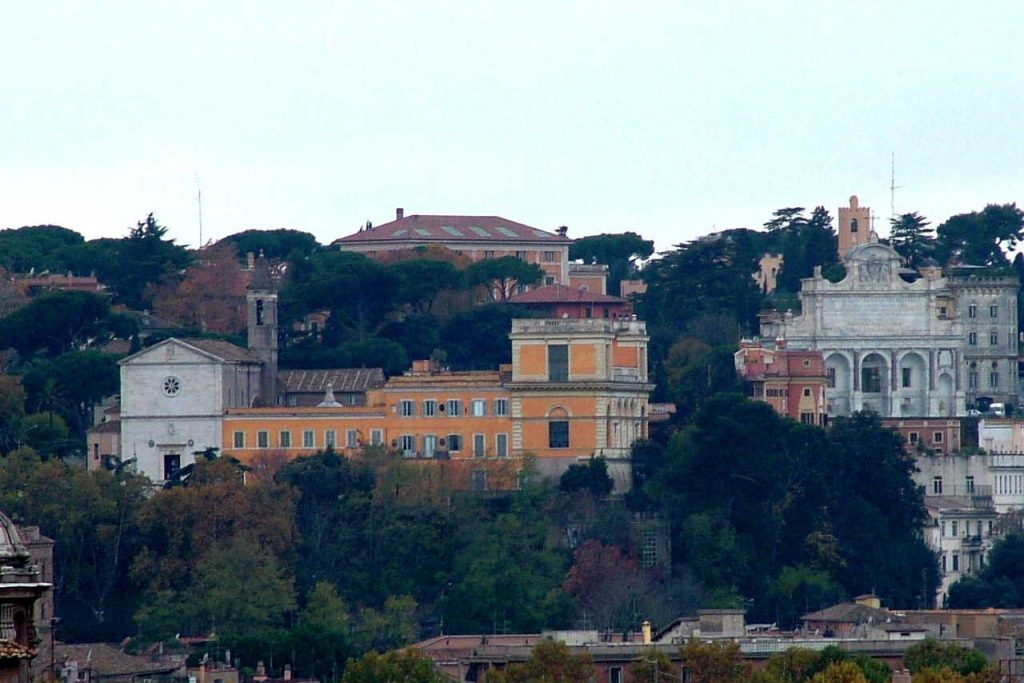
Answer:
[
  {"xmin": 889, "ymin": 212, "xmax": 935, "ymax": 268},
  {"xmin": 903, "ymin": 640, "xmax": 989, "ymax": 676},
  {"xmin": 443, "ymin": 489, "xmax": 573, "ymax": 634},
  {"xmin": 767, "ymin": 206, "xmax": 838, "ymax": 293},
  {"xmin": 558, "ymin": 457, "xmax": 613, "ymax": 496},
  {"xmin": 0, "ymin": 376, "xmax": 26, "ymax": 453},
  {"xmin": 342, "ymin": 649, "xmax": 447, "ymax": 683},
  {"xmin": 216, "ymin": 228, "xmax": 320, "ymax": 262},
  {"xmin": 0, "ymin": 448, "xmax": 147, "ymax": 640},
  {"xmin": 440, "ymin": 304, "xmax": 520, "ymax": 370},
  {"xmin": 680, "ymin": 639, "xmax": 750, "ymax": 683},
  {"xmin": 22, "ymin": 351, "xmax": 120, "ymax": 436},
  {"xmin": 935, "ymin": 203, "xmax": 1024, "ymax": 266},
  {"xmin": 464, "ymin": 256, "xmax": 544, "ymax": 301},
  {"xmin": 284, "ymin": 251, "xmax": 400, "ymax": 342},
  {"xmin": 393, "ymin": 258, "xmax": 462, "ymax": 314},
  {"xmin": 0, "ymin": 225, "xmax": 86, "ymax": 273},
  {"xmin": 486, "ymin": 640, "xmax": 595, "ymax": 683},
  {"xmin": 107, "ymin": 214, "xmax": 192, "ymax": 309},
  {"xmin": 569, "ymin": 232, "xmax": 655, "ymax": 295},
  {"xmin": 947, "ymin": 532, "xmax": 1024, "ymax": 607},
  {"xmin": 0, "ymin": 290, "xmax": 119, "ymax": 357}
]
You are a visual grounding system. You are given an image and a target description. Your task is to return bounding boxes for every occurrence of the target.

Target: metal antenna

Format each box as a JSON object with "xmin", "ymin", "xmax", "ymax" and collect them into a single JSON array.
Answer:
[
  {"xmin": 890, "ymin": 151, "xmax": 901, "ymax": 222},
  {"xmin": 196, "ymin": 173, "xmax": 204, "ymax": 247}
]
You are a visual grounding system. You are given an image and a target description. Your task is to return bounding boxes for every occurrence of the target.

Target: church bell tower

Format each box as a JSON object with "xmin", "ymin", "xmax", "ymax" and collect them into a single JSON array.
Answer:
[
  {"xmin": 838, "ymin": 195, "xmax": 871, "ymax": 258},
  {"xmin": 247, "ymin": 252, "xmax": 278, "ymax": 406}
]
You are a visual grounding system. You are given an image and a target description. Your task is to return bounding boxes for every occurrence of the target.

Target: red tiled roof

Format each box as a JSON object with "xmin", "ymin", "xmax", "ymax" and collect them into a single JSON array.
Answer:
[
  {"xmin": 0, "ymin": 641, "xmax": 35, "ymax": 659},
  {"xmin": 56, "ymin": 643, "xmax": 179, "ymax": 676},
  {"xmin": 508, "ymin": 284, "xmax": 625, "ymax": 305},
  {"xmin": 280, "ymin": 368, "xmax": 385, "ymax": 394},
  {"xmin": 180, "ymin": 339, "xmax": 262, "ymax": 363},
  {"xmin": 332, "ymin": 215, "xmax": 570, "ymax": 246}
]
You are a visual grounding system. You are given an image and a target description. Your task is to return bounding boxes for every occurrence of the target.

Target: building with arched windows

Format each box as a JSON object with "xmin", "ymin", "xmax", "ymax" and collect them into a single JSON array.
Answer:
[{"xmin": 759, "ymin": 236, "xmax": 1018, "ymax": 418}]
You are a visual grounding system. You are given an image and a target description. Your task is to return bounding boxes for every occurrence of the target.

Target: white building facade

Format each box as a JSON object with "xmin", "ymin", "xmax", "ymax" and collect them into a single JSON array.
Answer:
[{"xmin": 761, "ymin": 242, "xmax": 966, "ymax": 418}]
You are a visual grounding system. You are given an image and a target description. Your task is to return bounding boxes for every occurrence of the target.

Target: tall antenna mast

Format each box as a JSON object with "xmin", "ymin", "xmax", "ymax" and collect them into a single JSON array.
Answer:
[
  {"xmin": 889, "ymin": 151, "xmax": 901, "ymax": 222},
  {"xmin": 195, "ymin": 173, "xmax": 204, "ymax": 247}
]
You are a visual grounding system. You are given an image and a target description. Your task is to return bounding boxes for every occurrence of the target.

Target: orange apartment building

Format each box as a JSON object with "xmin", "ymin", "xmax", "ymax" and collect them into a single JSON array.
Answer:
[
  {"xmin": 222, "ymin": 319, "xmax": 653, "ymax": 492},
  {"xmin": 735, "ymin": 339, "xmax": 828, "ymax": 426},
  {"xmin": 331, "ymin": 210, "xmax": 572, "ymax": 286}
]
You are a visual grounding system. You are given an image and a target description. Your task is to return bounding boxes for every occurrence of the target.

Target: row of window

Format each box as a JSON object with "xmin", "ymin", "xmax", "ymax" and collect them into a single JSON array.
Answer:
[
  {"xmin": 940, "ymin": 518, "xmax": 992, "ymax": 538},
  {"xmin": 397, "ymin": 433, "xmax": 510, "ymax": 458},
  {"xmin": 967, "ymin": 371, "xmax": 1000, "ymax": 390},
  {"xmin": 967, "ymin": 304, "xmax": 1001, "ymax": 319},
  {"xmin": 996, "ymin": 473, "xmax": 1024, "ymax": 496},
  {"xmin": 234, "ymin": 428, "xmax": 385, "ymax": 450},
  {"xmin": 941, "ymin": 552, "xmax": 982, "ymax": 573},
  {"xmin": 399, "ymin": 398, "xmax": 509, "ymax": 418},
  {"xmin": 966, "ymin": 331, "xmax": 1012, "ymax": 346},
  {"xmin": 912, "ymin": 431, "xmax": 946, "ymax": 446}
]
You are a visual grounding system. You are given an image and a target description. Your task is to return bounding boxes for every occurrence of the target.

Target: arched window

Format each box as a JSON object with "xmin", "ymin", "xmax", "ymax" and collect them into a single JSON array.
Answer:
[{"xmin": 850, "ymin": 218, "xmax": 859, "ymax": 233}]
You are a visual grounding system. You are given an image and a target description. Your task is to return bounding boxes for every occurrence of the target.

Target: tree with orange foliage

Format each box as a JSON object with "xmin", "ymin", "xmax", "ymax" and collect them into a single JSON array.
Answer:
[{"xmin": 152, "ymin": 242, "xmax": 248, "ymax": 334}]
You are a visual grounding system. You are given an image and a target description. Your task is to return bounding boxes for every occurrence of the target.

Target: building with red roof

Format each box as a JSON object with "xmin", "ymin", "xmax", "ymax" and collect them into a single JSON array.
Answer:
[
  {"xmin": 332, "ymin": 209, "xmax": 572, "ymax": 286},
  {"xmin": 508, "ymin": 284, "xmax": 632, "ymax": 320}
]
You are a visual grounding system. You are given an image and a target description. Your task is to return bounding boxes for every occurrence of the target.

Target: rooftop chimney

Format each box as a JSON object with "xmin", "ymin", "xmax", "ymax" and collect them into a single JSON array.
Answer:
[{"xmin": 396, "ymin": 207, "xmax": 405, "ymax": 220}]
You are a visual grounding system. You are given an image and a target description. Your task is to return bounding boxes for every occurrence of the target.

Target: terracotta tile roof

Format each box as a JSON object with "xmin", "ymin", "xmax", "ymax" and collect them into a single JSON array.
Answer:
[
  {"xmin": 508, "ymin": 284, "xmax": 625, "ymax": 305},
  {"xmin": 56, "ymin": 643, "xmax": 180, "ymax": 675},
  {"xmin": 801, "ymin": 602, "xmax": 891, "ymax": 624},
  {"xmin": 279, "ymin": 368, "xmax": 385, "ymax": 393},
  {"xmin": 180, "ymin": 339, "xmax": 262, "ymax": 363},
  {"xmin": 89, "ymin": 420, "xmax": 121, "ymax": 434},
  {"xmin": 332, "ymin": 215, "xmax": 570, "ymax": 246}
]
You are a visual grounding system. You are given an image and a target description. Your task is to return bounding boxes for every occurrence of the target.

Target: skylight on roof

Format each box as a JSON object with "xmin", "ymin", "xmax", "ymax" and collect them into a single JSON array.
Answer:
[
  {"xmin": 532, "ymin": 230, "xmax": 550, "ymax": 238},
  {"xmin": 469, "ymin": 226, "xmax": 490, "ymax": 237},
  {"xmin": 442, "ymin": 226, "xmax": 465, "ymax": 237},
  {"xmin": 415, "ymin": 228, "xmax": 432, "ymax": 237},
  {"xmin": 495, "ymin": 227, "xmax": 518, "ymax": 238},
  {"xmin": 394, "ymin": 229, "xmax": 408, "ymax": 236}
]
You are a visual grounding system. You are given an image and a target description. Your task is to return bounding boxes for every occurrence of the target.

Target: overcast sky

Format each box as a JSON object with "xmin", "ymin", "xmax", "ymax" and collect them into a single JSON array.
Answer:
[{"xmin": 3, "ymin": 1, "xmax": 1022, "ymax": 254}]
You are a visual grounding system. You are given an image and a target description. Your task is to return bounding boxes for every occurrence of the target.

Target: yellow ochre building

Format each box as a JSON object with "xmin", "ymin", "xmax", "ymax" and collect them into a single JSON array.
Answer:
[{"xmin": 222, "ymin": 318, "xmax": 653, "ymax": 492}]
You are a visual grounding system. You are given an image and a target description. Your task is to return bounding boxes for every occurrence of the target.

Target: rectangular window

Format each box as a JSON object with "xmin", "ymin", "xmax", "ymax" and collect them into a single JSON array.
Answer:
[
  {"xmin": 279, "ymin": 431, "xmax": 291, "ymax": 448},
  {"xmin": 303, "ymin": 430, "xmax": 315, "ymax": 448},
  {"xmin": 951, "ymin": 520, "xmax": 958, "ymax": 535},
  {"xmin": 233, "ymin": 431, "xmax": 245, "ymax": 448},
  {"xmin": 991, "ymin": 304, "xmax": 998, "ymax": 318},
  {"xmin": 969, "ymin": 372, "xmax": 979, "ymax": 389},
  {"xmin": 802, "ymin": 387, "xmax": 811, "ymax": 397},
  {"xmin": 544, "ymin": 275, "xmax": 556, "ymax": 286},
  {"xmin": 610, "ymin": 668, "xmax": 623, "ymax": 683},
  {"xmin": 990, "ymin": 372, "xmax": 1000, "ymax": 389},
  {"xmin": 800, "ymin": 412, "xmax": 815, "ymax": 424},
  {"xmin": 902, "ymin": 367, "xmax": 912, "ymax": 388},
  {"xmin": 909, "ymin": 432, "xmax": 919, "ymax": 444},
  {"xmin": 163, "ymin": 453, "xmax": 181, "ymax": 480},
  {"xmin": 641, "ymin": 529, "xmax": 657, "ymax": 569},
  {"xmin": 399, "ymin": 399, "xmax": 415, "ymax": 417},
  {"xmin": 473, "ymin": 433, "xmax": 486, "ymax": 458},
  {"xmin": 399, "ymin": 435, "xmax": 416, "ymax": 455},
  {"xmin": 548, "ymin": 344, "xmax": 569, "ymax": 382},
  {"xmin": 423, "ymin": 399, "xmax": 437, "ymax": 417},
  {"xmin": 423, "ymin": 434, "xmax": 438, "ymax": 457},
  {"xmin": 549, "ymin": 421, "xmax": 570, "ymax": 448},
  {"xmin": 447, "ymin": 434, "xmax": 463, "ymax": 452},
  {"xmin": 371, "ymin": 429, "xmax": 383, "ymax": 446},
  {"xmin": 826, "ymin": 367, "xmax": 836, "ymax": 388},
  {"xmin": 942, "ymin": 554, "xmax": 947, "ymax": 572},
  {"xmin": 861, "ymin": 366, "xmax": 882, "ymax": 393},
  {"xmin": 446, "ymin": 399, "xmax": 462, "ymax": 416},
  {"xmin": 257, "ymin": 431, "xmax": 269, "ymax": 448},
  {"xmin": 515, "ymin": 250, "xmax": 528, "ymax": 260},
  {"xmin": 934, "ymin": 431, "xmax": 944, "ymax": 444},
  {"xmin": 543, "ymin": 251, "xmax": 557, "ymax": 263},
  {"xmin": 952, "ymin": 554, "xmax": 960, "ymax": 572},
  {"xmin": 941, "ymin": 521, "xmax": 947, "ymax": 537},
  {"xmin": 346, "ymin": 429, "xmax": 359, "ymax": 448},
  {"xmin": 484, "ymin": 250, "xmax": 495, "ymax": 259},
  {"xmin": 968, "ymin": 331, "xmax": 978, "ymax": 345},
  {"xmin": 969, "ymin": 304, "xmax": 977, "ymax": 318},
  {"xmin": 325, "ymin": 430, "xmax": 337, "ymax": 448},
  {"xmin": 494, "ymin": 398, "xmax": 509, "ymax": 416},
  {"xmin": 496, "ymin": 433, "xmax": 508, "ymax": 458},
  {"xmin": 471, "ymin": 399, "xmax": 487, "ymax": 416},
  {"xmin": 933, "ymin": 476, "xmax": 943, "ymax": 495},
  {"xmin": 991, "ymin": 332, "xmax": 999, "ymax": 346}
]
